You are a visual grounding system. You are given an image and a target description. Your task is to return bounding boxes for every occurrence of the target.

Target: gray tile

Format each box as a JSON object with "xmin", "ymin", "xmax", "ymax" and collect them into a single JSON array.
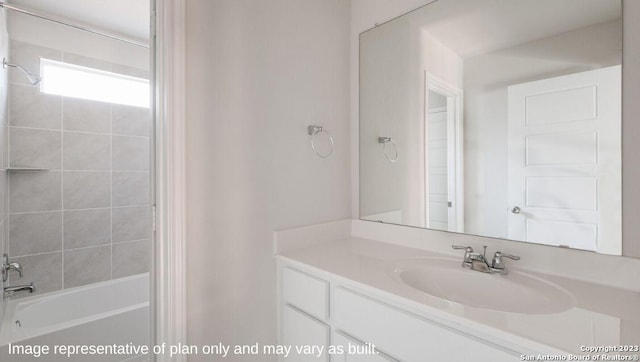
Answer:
[
  {"xmin": 62, "ymin": 97, "xmax": 111, "ymax": 133},
  {"xmin": 9, "ymin": 41, "xmax": 61, "ymax": 86},
  {"xmin": 113, "ymin": 136, "xmax": 149, "ymax": 171},
  {"xmin": 111, "ymin": 64, "xmax": 149, "ymax": 79},
  {"xmin": 63, "ymin": 246, "xmax": 110, "ymax": 288},
  {"xmin": 0, "ymin": 65, "xmax": 8, "ymax": 123},
  {"xmin": 3, "ymin": 122, "xmax": 8, "ymax": 170},
  {"xmin": 10, "ymin": 127, "xmax": 62, "ymax": 169},
  {"xmin": 0, "ymin": 170, "xmax": 7, "ymax": 221},
  {"xmin": 112, "ymin": 240, "xmax": 150, "ymax": 278},
  {"xmin": 9, "ymin": 171, "xmax": 62, "ymax": 213},
  {"xmin": 9, "ymin": 212, "xmax": 62, "ymax": 256},
  {"xmin": 9, "ymin": 84, "xmax": 62, "ymax": 129},
  {"xmin": 0, "ymin": 123, "xmax": 8, "ymax": 169},
  {"xmin": 62, "ymin": 53, "xmax": 111, "ymax": 71},
  {"xmin": 10, "ymin": 252, "xmax": 62, "ymax": 297},
  {"xmin": 112, "ymin": 206, "xmax": 150, "ymax": 242},
  {"xmin": 112, "ymin": 172, "xmax": 149, "ymax": 207},
  {"xmin": 64, "ymin": 208, "xmax": 111, "ymax": 249},
  {"xmin": 0, "ymin": 220, "xmax": 6, "ymax": 264},
  {"xmin": 112, "ymin": 105, "xmax": 151, "ymax": 137},
  {"xmin": 63, "ymin": 171, "xmax": 110, "ymax": 210},
  {"xmin": 63, "ymin": 132, "xmax": 110, "ymax": 170}
]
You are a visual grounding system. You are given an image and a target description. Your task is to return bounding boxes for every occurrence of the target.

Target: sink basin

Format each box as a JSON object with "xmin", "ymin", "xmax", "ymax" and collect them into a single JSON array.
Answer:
[{"xmin": 390, "ymin": 258, "xmax": 575, "ymax": 314}]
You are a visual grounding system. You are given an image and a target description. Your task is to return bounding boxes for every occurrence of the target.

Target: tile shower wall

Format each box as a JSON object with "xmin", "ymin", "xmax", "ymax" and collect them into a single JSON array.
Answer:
[
  {"xmin": 0, "ymin": 9, "xmax": 9, "ymax": 317},
  {"xmin": 7, "ymin": 40, "xmax": 150, "ymax": 295}
]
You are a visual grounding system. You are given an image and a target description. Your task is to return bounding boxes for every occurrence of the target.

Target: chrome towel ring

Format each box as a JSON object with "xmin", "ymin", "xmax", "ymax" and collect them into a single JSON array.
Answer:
[
  {"xmin": 378, "ymin": 136, "xmax": 398, "ymax": 163},
  {"xmin": 308, "ymin": 125, "xmax": 335, "ymax": 159}
]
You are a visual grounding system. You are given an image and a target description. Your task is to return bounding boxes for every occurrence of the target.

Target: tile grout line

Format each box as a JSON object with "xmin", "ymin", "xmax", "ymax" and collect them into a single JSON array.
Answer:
[
  {"xmin": 12, "ymin": 242, "xmax": 118, "ymax": 259},
  {"xmin": 110, "ymin": 101, "xmax": 113, "ymax": 280},
  {"xmin": 10, "ymin": 125, "xmax": 151, "ymax": 139},
  {"xmin": 7, "ymin": 204, "xmax": 150, "ymax": 215},
  {"xmin": 60, "ymin": 92, "xmax": 64, "ymax": 290},
  {"xmin": 7, "ymin": 90, "xmax": 11, "ymax": 262}
]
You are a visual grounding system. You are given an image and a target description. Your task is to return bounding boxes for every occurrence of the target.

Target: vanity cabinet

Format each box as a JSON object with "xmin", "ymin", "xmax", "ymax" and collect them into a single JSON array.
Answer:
[
  {"xmin": 283, "ymin": 305, "xmax": 330, "ymax": 362},
  {"xmin": 278, "ymin": 264, "xmax": 520, "ymax": 362}
]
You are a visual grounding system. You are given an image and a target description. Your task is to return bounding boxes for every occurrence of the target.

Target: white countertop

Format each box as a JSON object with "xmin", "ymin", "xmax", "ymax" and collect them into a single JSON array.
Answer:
[{"xmin": 277, "ymin": 236, "xmax": 640, "ymax": 354}]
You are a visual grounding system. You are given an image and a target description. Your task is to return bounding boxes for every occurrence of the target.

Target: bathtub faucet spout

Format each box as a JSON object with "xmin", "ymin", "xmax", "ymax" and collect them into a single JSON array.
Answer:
[{"xmin": 4, "ymin": 282, "xmax": 35, "ymax": 297}]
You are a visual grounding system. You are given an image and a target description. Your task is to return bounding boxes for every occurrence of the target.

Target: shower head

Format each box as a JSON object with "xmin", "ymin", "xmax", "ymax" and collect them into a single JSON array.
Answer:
[{"xmin": 2, "ymin": 57, "xmax": 41, "ymax": 85}]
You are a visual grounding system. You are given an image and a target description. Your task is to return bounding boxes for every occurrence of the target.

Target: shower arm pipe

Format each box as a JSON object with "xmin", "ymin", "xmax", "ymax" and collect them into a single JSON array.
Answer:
[{"xmin": 0, "ymin": 1, "xmax": 149, "ymax": 49}]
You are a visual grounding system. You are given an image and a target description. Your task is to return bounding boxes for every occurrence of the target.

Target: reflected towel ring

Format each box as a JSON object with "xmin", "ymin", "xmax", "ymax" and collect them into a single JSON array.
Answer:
[
  {"xmin": 308, "ymin": 125, "xmax": 335, "ymax": 159},
  {"xmin": 378, "ymin": 137, "xmax": 398, "ymax": 163}
]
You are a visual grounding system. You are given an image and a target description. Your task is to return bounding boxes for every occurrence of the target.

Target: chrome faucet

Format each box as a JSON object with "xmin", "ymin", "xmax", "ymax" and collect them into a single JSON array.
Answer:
[
  {"xmin": 4, "ymin": 282, "xmax": 35, "ymax": 297},
  {"xmin": 2, "ymin": 254, "xmax": 23, "ymax": 282},
  {"xmin": 452, "ymin": 245, "xmax": 520, "ymax": 275}
]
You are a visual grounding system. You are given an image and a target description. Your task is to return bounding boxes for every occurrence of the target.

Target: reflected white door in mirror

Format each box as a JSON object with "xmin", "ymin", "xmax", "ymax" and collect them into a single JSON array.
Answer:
[{"xmin": 507, "ymin": 66, "xmax": 621, "ymax": 255}]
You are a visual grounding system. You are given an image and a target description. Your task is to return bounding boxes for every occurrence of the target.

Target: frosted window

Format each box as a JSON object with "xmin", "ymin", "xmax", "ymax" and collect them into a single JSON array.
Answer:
[{"xmin": 40, "ymin": 58, "xmax": 149, "ymax": 108}]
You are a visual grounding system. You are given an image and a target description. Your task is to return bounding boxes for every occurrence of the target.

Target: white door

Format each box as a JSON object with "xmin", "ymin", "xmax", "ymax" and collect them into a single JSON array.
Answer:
[
  {"xmin": 425, "ymin": 77, "xmax": 463, "ymax": 233},
  {"xmin": 507, "ymin": 65, "xmax": 621, "ymax": 254},
  {"xmin": 427, "ymin": 106, "xmax": 450, "ymax": 231}
]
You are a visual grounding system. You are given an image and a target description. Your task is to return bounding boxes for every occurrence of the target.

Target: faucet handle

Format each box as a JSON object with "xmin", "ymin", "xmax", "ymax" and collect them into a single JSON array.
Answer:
[
  {"xmin": 452, "ymin": 245, "xmax": 474, "ymax": 263},
  {"xmin": 2, "ymin": 254, "xmax": 23, "ymax": 282},
  {"xmin": 491, "ymin": 251, "xmax": 520, "ymax": 270},
  {"xmin": 8, "ymin": 262, "xmax": 23, "ymax": 278}
]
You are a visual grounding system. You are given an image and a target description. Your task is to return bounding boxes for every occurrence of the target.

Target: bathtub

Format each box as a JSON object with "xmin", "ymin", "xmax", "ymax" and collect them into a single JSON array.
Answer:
[{"xmin": 0, "ymin": 273, "xmax": 150, "ymax": 361}]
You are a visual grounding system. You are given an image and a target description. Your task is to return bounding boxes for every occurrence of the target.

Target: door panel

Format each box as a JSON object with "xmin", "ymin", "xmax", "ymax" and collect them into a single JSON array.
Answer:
[{"xmin": 508, "ymin": 65, "xmax": 621, "ymax": 254}]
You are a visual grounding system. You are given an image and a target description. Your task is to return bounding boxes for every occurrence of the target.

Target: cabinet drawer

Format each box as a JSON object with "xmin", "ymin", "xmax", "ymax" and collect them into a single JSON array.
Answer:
[
  {"xmin": 331, "ymin": 331, "xmax": 398, "ymax": 362},
  {"xmin": 334, "ymin": 287, "xmax": 519, "ymax": 362},
  {"xmin": 283, "ymin": 305, "xmax": 330, "ymax": 362},
  {"xmin": 283, "ymin": 267, "xmax": 329, "ymax": 321}
]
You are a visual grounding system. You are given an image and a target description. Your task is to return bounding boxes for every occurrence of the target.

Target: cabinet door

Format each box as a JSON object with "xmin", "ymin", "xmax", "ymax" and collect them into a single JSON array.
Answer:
[
  {"xmin": 283, "ymin": 304, "xmax": 330, "ymax": 362},
  {"xmin": 331, "ymin": 331, "xmax": 398, "ymax": 362},
  {"xmin": 334, "ymin": 287, "xmax": 519, "ymax": 362}
]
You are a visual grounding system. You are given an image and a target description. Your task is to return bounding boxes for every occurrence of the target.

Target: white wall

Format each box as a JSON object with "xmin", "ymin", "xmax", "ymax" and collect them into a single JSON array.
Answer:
[
  {"xmin": 352, "ymin": 0, "xmax": 640, "ymax": 258},
  {"xmin": 358, "ymin": 2, "xmax": 462, "ymax": 228},
  {"xmin": 359, "ymin": 18, "xmax": 417, "ymax": 225},
  {"xmin": 8, "ymin": 12, "xmax": 148, "ymax": 70},
  {"xmin": 351, "ymin": 0, "xmax": 436, "ymax": 221},
  {"xmin": 185, "ymin": 0, "xmax": 350, "ymax": 360}
]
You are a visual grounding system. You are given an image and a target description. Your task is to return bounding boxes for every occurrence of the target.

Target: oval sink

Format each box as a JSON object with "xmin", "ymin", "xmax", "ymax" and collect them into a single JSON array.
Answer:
[{"xmin": 390, "ymin": 258, "xmax": 575, "ymax": 314}]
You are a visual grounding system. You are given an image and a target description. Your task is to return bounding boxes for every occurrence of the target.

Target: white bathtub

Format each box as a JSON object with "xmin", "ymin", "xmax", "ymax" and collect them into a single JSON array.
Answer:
[{"xmin": 0, "ymin": 273, "xmax": 150, "ymax": 361}]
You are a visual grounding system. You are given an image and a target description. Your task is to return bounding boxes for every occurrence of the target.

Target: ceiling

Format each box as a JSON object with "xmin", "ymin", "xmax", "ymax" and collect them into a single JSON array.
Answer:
[
  {"xmin": 408, "ymin": 0, "xmax": 621, "ymax": 58},
  {"xmin": 7, "ymin": 0, "xmax": 149, "ymax": 43}
]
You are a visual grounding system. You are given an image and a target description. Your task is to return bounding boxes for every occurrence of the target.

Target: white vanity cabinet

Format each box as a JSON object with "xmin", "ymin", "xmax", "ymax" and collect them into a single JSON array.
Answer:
[
  {"xmin": 278, "ymin": 264, "xmax": 521, "ymax": 362},
  {"xmin": 281, "ymin": 267, "xmax": 331, "ymax": 361}
]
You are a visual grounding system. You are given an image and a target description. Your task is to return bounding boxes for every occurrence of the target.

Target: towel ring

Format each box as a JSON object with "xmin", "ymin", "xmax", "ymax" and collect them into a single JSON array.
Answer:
[
  {"xmin": 378, "ymin": 137, "xmax": 398, "ymax": 163},
  {"xmin": 308, "ymin": 125, "xmax": 334, "ymax": 159}
]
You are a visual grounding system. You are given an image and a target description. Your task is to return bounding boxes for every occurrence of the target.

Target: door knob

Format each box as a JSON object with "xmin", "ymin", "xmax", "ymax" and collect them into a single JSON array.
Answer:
[{"xmin": 511, "ymin": 206, "xmax": 521, "ymax": 214}]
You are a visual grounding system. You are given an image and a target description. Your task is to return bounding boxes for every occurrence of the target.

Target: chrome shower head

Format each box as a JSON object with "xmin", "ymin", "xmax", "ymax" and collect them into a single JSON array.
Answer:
[{"xmin": 3, "ymin": 57, "xmax": 41, "ymax": 85}]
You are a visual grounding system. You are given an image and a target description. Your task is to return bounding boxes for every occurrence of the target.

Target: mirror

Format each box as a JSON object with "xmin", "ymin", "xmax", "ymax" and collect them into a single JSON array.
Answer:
[{"xmin": 359, "ymin": 0, "xmax": 623, "ymax": 255}]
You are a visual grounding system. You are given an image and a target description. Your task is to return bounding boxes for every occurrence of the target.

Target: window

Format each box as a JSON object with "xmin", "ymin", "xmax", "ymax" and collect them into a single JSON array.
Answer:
[{"xmin": 40, "ymin": 58, "xmax": 150, "ymax": 108}]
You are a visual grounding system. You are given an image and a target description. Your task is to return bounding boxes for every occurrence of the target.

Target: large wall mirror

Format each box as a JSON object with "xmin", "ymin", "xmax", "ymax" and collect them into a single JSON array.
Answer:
[{"xmin": 359, "ymin": 0, "xmax": 623, "ymax": 255}]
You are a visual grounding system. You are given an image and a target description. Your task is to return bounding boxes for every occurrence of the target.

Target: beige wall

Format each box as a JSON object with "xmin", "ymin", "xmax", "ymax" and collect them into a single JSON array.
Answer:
[{"xmin": 185, "ymin": 0, "xmax": 350, "ymax": 360}]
